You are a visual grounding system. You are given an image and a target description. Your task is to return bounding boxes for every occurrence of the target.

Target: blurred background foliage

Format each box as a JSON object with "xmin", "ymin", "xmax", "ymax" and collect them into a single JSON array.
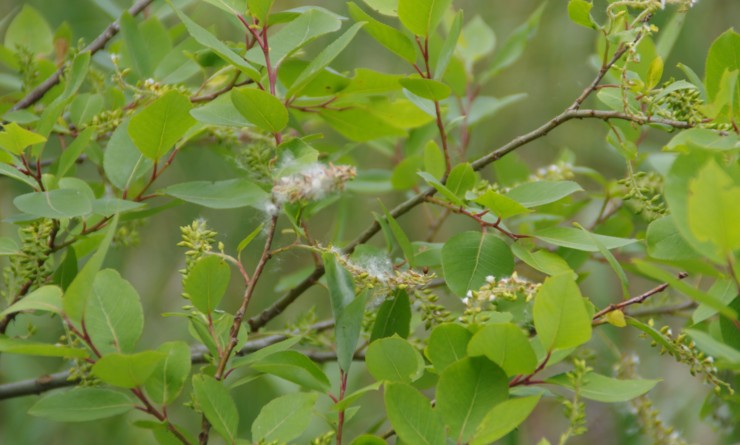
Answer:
[{"xmin": 0, "ymin": 0, "xmax": 739, "ymax": 444}]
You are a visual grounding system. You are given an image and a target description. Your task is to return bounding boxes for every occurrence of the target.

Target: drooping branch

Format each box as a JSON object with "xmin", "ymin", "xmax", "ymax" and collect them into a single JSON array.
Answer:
[
  {"xmin": 0, "ymin": 320, "xmax": 336, "ymax": 401},
  {"xmin": 11, "ymin": 0, "xmax": 156, "ymax": 111}
]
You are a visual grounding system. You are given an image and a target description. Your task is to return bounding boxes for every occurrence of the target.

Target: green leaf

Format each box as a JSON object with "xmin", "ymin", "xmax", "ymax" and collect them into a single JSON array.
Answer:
[
  {"xmin": 399, "ymin": 78, "xmax": 451, "ymax": 101},
  {"xmin": 484, "ymin": 3, "xmax": 545, "ymax": 79},
  {"xmin": 533, "ymin": 226, "xmax": 636, "ymax": 252},
  {"xmin": 340, "ymin": 68, "xmax": 404, "ymax": 96},
  {"xmin": 237, "ymin": 223, "xmax": 264, "ymax": 260},
  {"xmin": 466, "ymin": 94, "xmax": 528, "ymax": 127},
  {"xmin": 646, "ymin": 215, "xmax": 699, "ymax": 261},
  {"xmin": 0, "ymin": 236, "xmax": 18, "ymax": 256},
  {"xmin": 663, "ymin": 128, "xmax": 740, "ymax": 152},
  {"xmin": 120, "ymin": 12, "xmax": 153, "ymax": 77},
  {"xmin": 434, "ymin": 11, "xmax": 463, "ymax": 79},
  {"xmin": 391, "ymin": 155, "xmax": 423, "ymax": 190},
  {"xmin": 567, "ymin": 0, "xmax": 597, "ymax": 29},
  {"xmin": 248, "ymin": 10, "xmax": 341, "ymax": 67},
  {"xmin": 0, "ymin": 122, "xmax": 46, "ymax": 155},
  {"xmin": 323, "ymin": 253, "xmax": 355, "ymax": 317},
  {"xmin": 91, "ymin": 351, "xmax": 166, "ymax": 388},
  {"xmin": 29, "ymin": 388, "xmax": 134, "ymax": 422},
  {"xmin": 511, "ymin": 243, "xmax": 573, "ymax": 276},
  {"xmin": 4, "ymin": 5, "xmax": 53, "ymax": 55},
  {"xmin": 505, "ymin": 180, "xmax": 583, "ymax": 207},
  {"xmin": 251, "ymin": 350, "xmax": 330, "ymax": 391},
  {"xmin": 381, "ymin": 204, "xmax": 415, "ymax": 265},
  {"xmin": 248, "ymin": 0, "xmax": 273, "ymax": 23},
  {"xmin": 0, "ymin": 285, "xmax": 62, "ymax": 317},
  {"xmin": 687, "ymin": 159, "xmax": 740, "ymax": 256},
  {"xmin": 693, "ymin": 279, "xmax": 737, "ymax": 324},
  {"xmin": 319, "ymin": 108, "xmax": 406, "ymax": 141},
  {"xmin": 533, "ymin": 273, "xmax": 592, "ymax": 351},
  {"xmin": 475, "ymin": 189, "xmax": 531, "ymax": 219},
  {"xmin": 57, "ymin": 127, "xmax": 94, "ymax": 178},
  {"xmin": 231, "ymin": 336, "xmax": 303, "ymax": 368},
  {"xmin": 646, "ymin": 56, "xmax": 664, "ymax": 90},
  {"xmin": 446, "ymin": 162, "xmax": 477, "ymax": 197},
  {"xmin": 63, "ymin": 215, "xmax": 118, "ymax": 323},
  {"xmin": 190, "ymin": 94, "xmax": 251, "ymax": 127},
  {"xmin": 458, "ymin": 16, "xmax": 496, "ymax": 72},
  {"xmin": 0, "ymin": 337, "xmax": 88, "ymax": 359},
  {"xmin": 0, "ymin": 163, "xmax": 39, "ymax": 188},
  {"xmin": 171, "ymin": 6, "xmax": 260, "ymax": 80},
  {"xmin": 362, "ymin": 0, "xmax": 398, "ymax": 16},
  {"xmin": 365, "ymin": 336, "xmax": 424, "ymax": 382},
  {"xmin": 467, "ymin": 323, "xmax": 538, "ymax": 376},
  {"xmin": 423, "ymin": 141, "xmax": 446, "ymax": 179},
  {"xmin": 704, "ymin": 30, "xmax": 740, "ymax": 108},
  {"xmin": 348, "ymin": 2, "xmax": 416, "ymax": 63},
  {"xmin": 335, "ymin": 290, "xmax": 367, "ymax": 372},
  {"xmin": 69, "ymin": 94, "xmax": 104, "ymax": 127},
  {"xmin": 575, "ymin": 223, "xmax": 629, "ymax": 298},
  {"xmin": 384, "ymin": 382, "xmax": 445, "ymax": 445},
  {"xmin": 416, "ymin": 171, "xmax": 460, "ymax": 205},
  {"xmin": 685, "ymin": 328, "xmax": 740, "ymax": 363},
  {"xmin": 91, "ymin": 198, "xmax": 145, "ymax": 217},
  {"xmin": 143, "ymin": 341, "xmax": 192, "ymax": 406},
  {"xmin": 371, "ymin": 289, "xmax": 412, "ymax": 341},
  {"xmin": 436, "ymin": 357, "xmax": 509, "ymax": 443},
  {"xmin": 202, "ymin": 0, "xmax": 246, "ymax": 15},
  {"xmin": 231, "ymin": 88, "xmax": 288, "ymax": 134},
  {"xmin": 350, "ymin": 435, "xmax": 386, "ymax": 445},
  {"xmin": 13, "ymin": 189, "xmax": 91, "ymax": 219},
  {"xmin": 442, "ymin": 231, "xmax": 515, "ymax": 296},
  {"xmin": 548, "ymin": 372, "xmax": 660, "ymax": 403},
  {"xmin": 192, "ymin": 374, "xmax": 239, "ymax": 443},
  {"xmin": 425, "ymin": 323, "xmax": 472, "ymax": 372},
  {"xmin": 183, "ymin": 255, "xmax": 231, "ymax": 314},
  {"xmin": 287, "ymin": 23, "xmax": 365, "ymax": 97},
  {"xmin": 128, "ymin": 91, "xmax": 196, "ymax": 160},
  {"xmin": 471, "ymin": 396, "xmax": 541, "ymax": 445},
  {"xmin": 104, "ymin": 121, "xmax": 153, "ymax": 190},
  {"xmin": 664, "ymin": 152, "xmax": 724, "ymax": 262},
  {"xmin": 164, "ymin": 178, "xmax": 268, "ymax": 209},
  {"xmin": 252, "ymin": 392, "xmax": 317, "ymax": 444},
  {"xmin": 86, "ymin": 269, "xmax": 144, "ymax": 354},
  {"xmin": 398, "ymin": 0, "xmax": 451, "ymax": 36},
  {"xmin": 333, "ymin": 382, "xmax": 383, "ymax": 412}
]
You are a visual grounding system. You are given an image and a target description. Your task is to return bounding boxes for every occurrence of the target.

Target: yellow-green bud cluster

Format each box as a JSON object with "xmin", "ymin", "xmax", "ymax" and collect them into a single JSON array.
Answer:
[
  {"xmin": 177, "ymin": 219, "xmax": 217, "ymax": 275},
  {"xmin": 2, "ymin": 220, "xmax": 55, "ymax": 298},
  {"xmin": 618, "ymin": 170, "xmax": 667, "ymax": 221},
  {"xmin": 645, "ymin": 323, "xmax": 733, "ymax": 395}
]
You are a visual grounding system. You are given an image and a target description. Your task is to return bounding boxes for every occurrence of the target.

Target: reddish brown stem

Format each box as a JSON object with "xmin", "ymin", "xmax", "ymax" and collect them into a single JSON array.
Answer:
[{"xmin": 592, "ymin": 272, "xmax": 689, "ymax": 323}]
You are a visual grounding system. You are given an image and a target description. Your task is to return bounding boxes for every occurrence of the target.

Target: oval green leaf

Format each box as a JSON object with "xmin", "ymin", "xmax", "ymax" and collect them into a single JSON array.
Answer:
[
  {"xmin": 231, "ymin": 87, "xmax": 289, "ymax": 133},
  {"xmin": 442, "ymin": 231, "xmax": 515, "ymax": 296}
]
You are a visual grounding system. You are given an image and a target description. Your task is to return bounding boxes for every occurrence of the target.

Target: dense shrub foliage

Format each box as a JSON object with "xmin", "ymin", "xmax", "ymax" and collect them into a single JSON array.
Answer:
[{"xmin": 0, "ymin": 0, "xmax": 739, "ymax": 444}]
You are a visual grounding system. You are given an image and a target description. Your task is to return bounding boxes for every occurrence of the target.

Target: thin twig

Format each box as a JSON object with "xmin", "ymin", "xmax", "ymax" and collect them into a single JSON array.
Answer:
[
  {"xmin": 592, "ymin": 272, "xmax": 689, "ymax": 323},
  {"xmin": 0, "ymin": 320, "xmax": 335, "ymax": 400},
  {"xmin": 11, "ymin": 0, "xmax": 155, "ymax": 111}
]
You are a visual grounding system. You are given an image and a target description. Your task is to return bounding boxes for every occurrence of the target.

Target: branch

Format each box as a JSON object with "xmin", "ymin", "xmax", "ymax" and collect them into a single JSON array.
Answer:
[
  {"xmin": 11, "ymin": 0, "xmax": 155, "ymax": 111},
  {"xmin": 592, "ymin": 272, "xmax": 689, "ymax": 323},
  {"xmin": 0, "ymin": 320, "xmax": 336, "ymax": 401}
]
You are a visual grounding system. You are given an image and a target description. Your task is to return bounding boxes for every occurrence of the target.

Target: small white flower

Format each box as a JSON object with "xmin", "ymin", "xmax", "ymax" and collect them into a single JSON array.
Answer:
[
  {"xmin": 144, "ymin": 78, "xmax": 155, "ymax": 87},
  {"xmin": 485, "ymin": 275, "xmax": 495, "ymax": 284},
  {"xmin": 466, "ymin": 290, "xmax": 473, "ymax": 298},
  {"xmin": 706, "ymin": 356, "xmax": 714, "ymax": 364},
  {"xmin": 110, "ymin": 53, "xmax": 120, "ymax": 64}
]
